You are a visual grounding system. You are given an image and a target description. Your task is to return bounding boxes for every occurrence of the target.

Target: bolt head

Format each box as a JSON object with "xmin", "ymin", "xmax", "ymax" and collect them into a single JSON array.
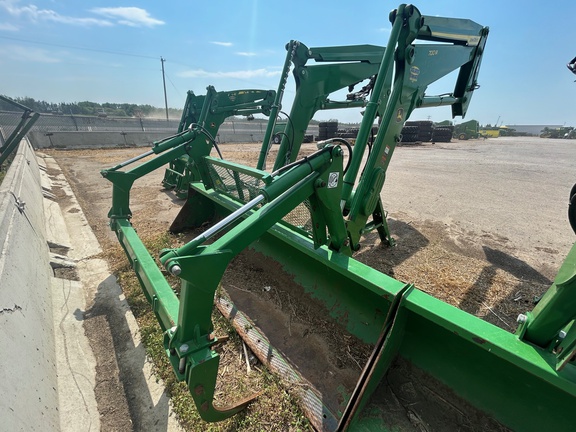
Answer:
[
  {"xmin": 559, "ymin": 330, "xmax": 567, "ymax": 340},
  {"xmin": 180, "ymin": 344, "xmax": 189, "ymax": 353},
  {"xmin": 517, "ymin": 314, "xmax": 527, "ymax": 324},
  {"xmin": 171, "ymin": 265, "xmax": 182, "ymax": 276}
]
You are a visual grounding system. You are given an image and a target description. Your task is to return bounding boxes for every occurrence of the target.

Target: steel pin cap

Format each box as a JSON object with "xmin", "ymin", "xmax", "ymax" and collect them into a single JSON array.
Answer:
[{"xmin": 171, "ymin": 265, "xmax": 182, "ymax": 276}]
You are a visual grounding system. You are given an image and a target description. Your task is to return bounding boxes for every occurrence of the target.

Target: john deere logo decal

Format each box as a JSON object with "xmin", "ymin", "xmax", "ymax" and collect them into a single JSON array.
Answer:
[{"xmin": 396, "ymin": 108, "xmax": 404, "ymax": 122}]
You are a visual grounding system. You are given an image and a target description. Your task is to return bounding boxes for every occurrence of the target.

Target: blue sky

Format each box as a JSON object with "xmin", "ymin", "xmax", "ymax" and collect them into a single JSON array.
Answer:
[{"xmin": 1, "ymin": 0, "xmax": 576, "ymax": 126}]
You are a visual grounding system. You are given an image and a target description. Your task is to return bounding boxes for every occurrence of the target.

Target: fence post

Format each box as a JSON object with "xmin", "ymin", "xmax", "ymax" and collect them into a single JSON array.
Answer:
[{"xmin": 69, "ymin": 113, "xmax": 79, "ymax": 131}]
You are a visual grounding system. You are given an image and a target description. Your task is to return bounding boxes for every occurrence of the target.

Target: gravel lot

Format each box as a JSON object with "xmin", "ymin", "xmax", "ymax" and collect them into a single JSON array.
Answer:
[
  {"xmin": 46, "ymin": 135, "xmax": 576, "ymax": 429},
  {"xmin": 384, "ymin": 136, "xmax": 574, "ymax": 276}
]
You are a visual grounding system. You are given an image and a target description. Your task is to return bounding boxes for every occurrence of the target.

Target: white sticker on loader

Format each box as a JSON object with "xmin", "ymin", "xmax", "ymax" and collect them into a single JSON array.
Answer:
[{"xmin": 328, "ymin": 172, "xmax": 339, "ymax": 188}]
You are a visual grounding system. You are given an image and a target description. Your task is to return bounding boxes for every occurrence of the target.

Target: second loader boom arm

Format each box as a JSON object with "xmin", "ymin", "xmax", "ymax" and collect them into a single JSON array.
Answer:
[{"xmin": 162, "ymin": 86, "xmax": 276, "ymax": 196}]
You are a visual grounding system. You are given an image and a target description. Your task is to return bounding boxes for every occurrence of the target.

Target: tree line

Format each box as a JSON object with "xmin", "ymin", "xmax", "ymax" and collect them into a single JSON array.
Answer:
[{"xmin": 0, "ymin": 96, "xmax": 182, "ymax": 118}]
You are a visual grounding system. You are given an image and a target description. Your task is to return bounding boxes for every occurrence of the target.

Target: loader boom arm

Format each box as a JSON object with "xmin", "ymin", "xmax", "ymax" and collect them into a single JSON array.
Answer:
[{"xmin": 259, "ymin": 5, "xmax": 488, "ymax": 251}]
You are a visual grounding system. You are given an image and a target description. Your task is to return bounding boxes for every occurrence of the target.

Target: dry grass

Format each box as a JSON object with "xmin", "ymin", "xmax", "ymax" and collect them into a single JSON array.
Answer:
[
  {"xmin": 355, "ymin": 223, "xmax": 549, "ymax": 330},
  {"xmin": 105, "ymin": 231, "xmax": 312, "ymax": 432}
]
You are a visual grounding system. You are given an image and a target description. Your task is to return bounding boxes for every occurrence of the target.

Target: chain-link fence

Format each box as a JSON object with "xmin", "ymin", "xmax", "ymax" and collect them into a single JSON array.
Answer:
[
  {"xmin": 0, "ymin": 111, "xmax": 321, "ymax": 144},
  {"xmin": 0, "ymin": 110, "xmax": 179, "ymax": 135}
]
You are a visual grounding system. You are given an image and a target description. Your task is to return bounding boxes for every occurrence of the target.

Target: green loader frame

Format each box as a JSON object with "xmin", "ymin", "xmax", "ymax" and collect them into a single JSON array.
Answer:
[{"xmin": 102, "ymin": 4, "xmax": 576, "ymax": 431}]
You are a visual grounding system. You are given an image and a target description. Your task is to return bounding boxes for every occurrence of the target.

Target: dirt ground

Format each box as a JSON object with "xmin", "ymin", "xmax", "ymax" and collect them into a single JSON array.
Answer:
[{"xmin": 46, "ymin": 136, "xmax": 574, "ymax": 430}]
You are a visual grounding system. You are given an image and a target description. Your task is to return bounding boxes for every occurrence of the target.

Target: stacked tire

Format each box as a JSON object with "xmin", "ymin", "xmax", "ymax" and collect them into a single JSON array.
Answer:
[
  {"xmin": 318, "ymin": 121, "xmax": 338, "ymax": 140},
  {"xmin": 337, "ymin": 128, "xmax": 358, "ymax": 139},
  {"xmin": 408, "ymin": 120, "xmax": 434, "ymax": 142},
  {"xmin": 400, "ymin": 125, "xmax": 419, "ymax": 142},
  {"xmin": 432, "ymin": 126, "xmax": 453, "ymax": 142}
]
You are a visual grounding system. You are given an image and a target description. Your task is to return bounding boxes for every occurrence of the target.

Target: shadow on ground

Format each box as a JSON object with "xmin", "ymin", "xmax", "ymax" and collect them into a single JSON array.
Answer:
[
  {"xmin": 83, "ymin": 274, "xmax": 174, "ymax": 432},
  {"xmin": 460, "ymin": 246, "xmax": 552, "ymax": 328}
]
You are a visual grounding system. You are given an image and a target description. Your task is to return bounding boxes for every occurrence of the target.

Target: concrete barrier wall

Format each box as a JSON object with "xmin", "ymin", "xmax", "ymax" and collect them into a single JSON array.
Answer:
[
  {"xmin": 27, "ymin": 125, "xmax": 321, "ymax": 150},
  {"xmin": 0, "ymin": 139, "xmax": 59, "ymax": 430},
  {"xmin": 29, "ymin": 131, "xmax": 170, "ymax": 149},
  {"xmin": 3, "ymin": 111, "xmax": 326, "ymax": 149}
]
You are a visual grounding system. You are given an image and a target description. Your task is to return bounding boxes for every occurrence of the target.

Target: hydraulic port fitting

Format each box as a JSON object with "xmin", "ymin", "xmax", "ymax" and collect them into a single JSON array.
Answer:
[{"xmin": 316, "ymin": 139, "xmax": 332, "ymax": 150}]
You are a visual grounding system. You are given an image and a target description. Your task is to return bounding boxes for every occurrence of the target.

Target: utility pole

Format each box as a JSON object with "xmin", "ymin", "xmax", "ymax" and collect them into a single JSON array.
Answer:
[{"xmin": 161, "ymin": 56, "xmax": 169, "ymax": 122}]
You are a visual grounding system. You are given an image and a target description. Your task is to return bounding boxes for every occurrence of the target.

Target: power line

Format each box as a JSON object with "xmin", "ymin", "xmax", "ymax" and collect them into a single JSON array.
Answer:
[
  {"xmin": 0, "ymin": 34, "xmax": 158, "ymax": 60},
  {"xmin": 1, "ymin": 33, "xmax": 292, "ymax": 91},
  {"xmin": 165, "ymin": 73, "xmax": 181, "ymax": 94},
  {"xmin": 0, "ymin": 33, "xmax": 298, "ymax": 98}
]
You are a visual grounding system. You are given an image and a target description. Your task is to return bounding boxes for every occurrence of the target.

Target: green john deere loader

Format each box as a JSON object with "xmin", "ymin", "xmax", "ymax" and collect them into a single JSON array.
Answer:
[{"xmin": 101, "ymin": 4, "xmax": 576, "ymax": 431}]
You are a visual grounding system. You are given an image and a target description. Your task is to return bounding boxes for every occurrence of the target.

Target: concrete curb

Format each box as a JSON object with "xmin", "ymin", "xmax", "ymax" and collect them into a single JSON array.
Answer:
[
  {"xmin": 1, "ymin": 141, "xmax": 183, "ymax": 430},
  {"xmin": 39, "ymin": 153, "xmax": 183, "ymax": 432},
  {"xmin": 51, "ymin": 277, "xmax": 100, "ymax": 431},
  {"xmin": 35, "ymin": 153, "xmax": 101, "ymax": 431}
]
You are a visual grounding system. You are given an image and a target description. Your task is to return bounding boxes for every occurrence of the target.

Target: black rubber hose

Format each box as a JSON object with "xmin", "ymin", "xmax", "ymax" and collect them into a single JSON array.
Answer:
[
  {"xmin": 326, "ymin": 137, "xmax": 353, "ymax": 174},
  {"xmin": 569, "ymin": 183, "xmax": 576, "ymax": 234}
]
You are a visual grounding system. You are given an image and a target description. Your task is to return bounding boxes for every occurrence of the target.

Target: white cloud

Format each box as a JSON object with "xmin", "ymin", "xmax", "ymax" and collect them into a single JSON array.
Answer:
[
  {"xmin": 211, "ymin": 41, "xmax": 233, "ymax": 47},
  {"xmin": 236, "ymin": 52, "xmax": 256, "ymax": 57},
  {"xmin": 0, "ymin": 44, "xmax": 61, "ymax": 63},
  {"xmin": 0, "ymin": 22, "xmax": 18, "ymax": 31},
  {"xmin": 0, "ymin": 2, "xmax": 163, "ymax": 28},
  {"xmin": 91, "ymin": 7, "xmax": 164, "ymax": 28},
  {"xmin": 178, "ymin": 68, "xmax": 281, "ymax": 79},
  {"xmin": 0, "ymin": 0, "xmax": 111, "ymax": 26}
]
